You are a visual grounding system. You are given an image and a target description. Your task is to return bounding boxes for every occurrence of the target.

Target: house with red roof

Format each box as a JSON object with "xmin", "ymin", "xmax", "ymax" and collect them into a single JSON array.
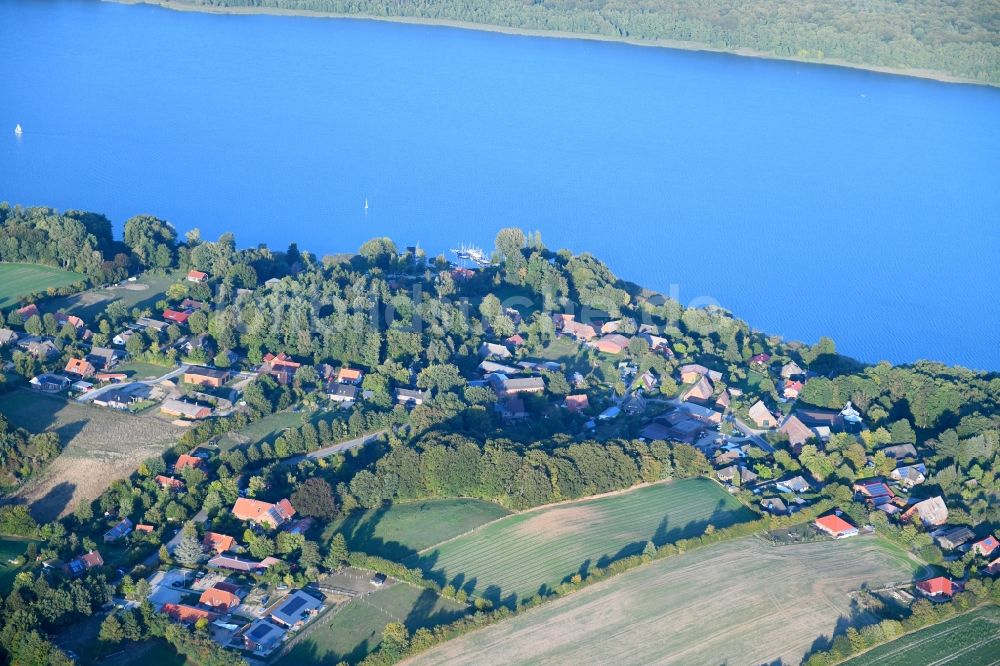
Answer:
[
  {"xmin": 155, "ymin": 475, "xmax": 185, "ymax": 491},
  {"xmin": 232, "ymin": 498, "xmax": 296, "ymax": 529},
  {"xmin": 187, "ymin": 270, "xmax": 208, "ymax": 283},
  {"xmin": 202, "ymin": 531, "xmax": 236, "ymax": 554},
  {"xmin": 162, "ymin": 309, "xmax": 190, "ymax": 325},
  {"xmin": 64, "ymin": 357, "xmax": 96, "ymax": 379},
  {"xmin": 163, "ymin": 603, "xmax": 216, "ymax": 624},
  {"xmin": 564, "ymin": 394, "xmax": 590, "ymax": 412},
  {"xmin": 915, "ymin": 577, "xmax": 955, "ymax": 600},
  {"xmin": 815, "ymin": 514, "xmax": 859, "ymax": 539},
  {"xmin": 973, "ymin": 535, "xmax": 999, "ymax": 558},
  {"xmin": 596, "ymin": 333, "xmax": 630, "ymax": 355},
  {"xmin": 63, "ymin": 550, "xmax": 104, "ymax": 577},
  {"xmin": 783, "ymin": 380, "xmax": 805, "ymax": 400},
  {"xmin": 17, "ymin": 304, "xmax": 39, "ymax": 320},
  {"xmin": 173, "ymin": 454, "xmax": 203, "ymax": 472},
  {"xmin": 199, "ymin": 586, "xmax": 241, "ymax": 612},
  {"xmin": 337, "ymin": 367, "xmax": 363, "ymax": 385},
  {"xmin": 506, "ymin": 334, "xmax": 525, "ymax": 347},
  {"xmin": 261, "ymin": 352, "xmax": 301, "ymax": 385}
]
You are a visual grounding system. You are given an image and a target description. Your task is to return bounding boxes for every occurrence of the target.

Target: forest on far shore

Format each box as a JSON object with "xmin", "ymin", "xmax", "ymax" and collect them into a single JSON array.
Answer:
[{"xmin": 169, "ymin": 0, "xmax": 1000, "ymax": 85}]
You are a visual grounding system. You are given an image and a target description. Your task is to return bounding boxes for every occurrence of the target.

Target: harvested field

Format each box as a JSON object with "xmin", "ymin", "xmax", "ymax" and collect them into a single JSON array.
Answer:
[
  {"xmin": 324, "ymin": 499, "xmax": 511, "ymax": 562},
  {"xmin": 0, "ymin": 263, "xmax": 83, "ymax": 308},
  {"xmin": 1, "ymin": 390, "xmax": 182, "ymax": 521},
  {"xmin": 405, "ymin": 536, "xmax": 918, "ymax": 666},
  {"xmin": 408, "ymin": 478, "xmax": 756, "ymax": 605},
  {"xmin": 842, "ymin": 604, "xmax": 1000, "ymax": 666}
]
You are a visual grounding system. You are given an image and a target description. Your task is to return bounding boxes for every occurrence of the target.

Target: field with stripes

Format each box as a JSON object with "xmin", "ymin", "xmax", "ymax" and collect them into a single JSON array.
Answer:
[
  {"xmin": 406, "ymin": 477, "xmax": 755, "ymax": 605},
  {"xmin": 842, "ymin": 605, "xmax": 1000, "ymax": 666}
]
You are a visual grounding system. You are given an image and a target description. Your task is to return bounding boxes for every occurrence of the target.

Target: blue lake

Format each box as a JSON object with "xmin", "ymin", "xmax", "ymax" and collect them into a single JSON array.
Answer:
[{"xmin": 2, "ymin": 0, "xmax": 998, "ymax": 369}]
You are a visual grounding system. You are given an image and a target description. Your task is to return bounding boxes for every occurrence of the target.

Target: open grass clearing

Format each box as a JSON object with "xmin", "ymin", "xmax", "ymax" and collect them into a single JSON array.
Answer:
[
  {"xmin": 324, "ymin": 499, "xmax": 511, "ymax": 562},
  {"xmin": 0, "ymin": 389, "xmax": 182, "ymax": 521},
  {"xmin": 842, "ymin": 604, "xmax": 1000, "ymax": 666},
  {"xmin": 408, "ymin": 478, "xmax": 756, "ymax": 605},
  {"xmin": 218, "ymin": 407, "xmax": 325, "ymax": 451},
  {"xmin": 41, "ymin": 270, "xmax": 181, "ymax": 321},
  {"xmin": 0, "ymin": 537, "xmax": 37, "ymax": 594},
  {"xmin": 0, "ymin": 263, "xmax": 84, "ymax": 309},
  {"xmin": 112, "ymin": 361, "xmax": 177, "ymax": 380},
  {"xmin": 405, "ymin": 536, "xmax": 915, "ymax": 666},
  {"xmin": 279, "ymin": 582, "xmax": 466, "ymax": 666}
]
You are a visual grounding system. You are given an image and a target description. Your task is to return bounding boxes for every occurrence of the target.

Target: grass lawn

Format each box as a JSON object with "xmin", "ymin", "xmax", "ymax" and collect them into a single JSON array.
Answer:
[
  {"xmin": 323, "ymin": 499, "xmax": 511, "ymax": 562},
  {"xmin": 0, "ymin": 537, "xmax": 37, "ymax": 594},
  {"xmin": 113, "ymin": 361, "xmax": 176, "ymax": 380},
  {"xmin": 531, "ymin": 336, "xmax": 592, "ymax": 374},
  {"xmin": 842, "ymin": 605, "xmax": 1000, "ymax": 666},
  {"xmin": 408, "ymin": 478, "xmax": 756, "ymax": 605},
  {"xmin": 408, "ymin": 536, "xmax": 915, "ymax": 666},
  {"xmin": 219, "ymin": 408, "xmax": 312, "ymax": 451},
  {"xmin": 0, "ymin": 389, "xmax": 182, "ymax": 521},
  {"xmin": 279, "ymin": 582, "xmax": 466, "ymax": 666},
  {"xmin": 0, "ymin": 263, "xmax": 84, "ymax": 309},
  {"xmin": 41, "ymin": 270, "xmax": 182, "ymax": 321}
]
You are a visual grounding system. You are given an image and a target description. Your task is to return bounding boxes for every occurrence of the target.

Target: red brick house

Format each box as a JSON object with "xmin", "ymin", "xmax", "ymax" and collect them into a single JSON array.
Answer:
[{"xmin": 232, "ymin": 498, "xmax": 296, "ymax": 529}]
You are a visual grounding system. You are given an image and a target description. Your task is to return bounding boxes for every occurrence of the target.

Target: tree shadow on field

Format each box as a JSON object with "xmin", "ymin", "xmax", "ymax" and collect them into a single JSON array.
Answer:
[
  {"xmin": 52, "ymin": 420, "xmax": 87, "ymax": 453},
  {"xmin": 403, "ymin": 587, "xmax": 468, "ymax": 632},
  {"xmin": 28, "ymin": 481, "xmax": 76, "ymax": 523}
]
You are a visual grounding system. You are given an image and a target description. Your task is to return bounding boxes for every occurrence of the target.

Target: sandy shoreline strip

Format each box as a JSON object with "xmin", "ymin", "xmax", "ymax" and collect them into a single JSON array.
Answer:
[{"xmin": 109, "ymin": 0, "xmax": 992, "ymax": 88}]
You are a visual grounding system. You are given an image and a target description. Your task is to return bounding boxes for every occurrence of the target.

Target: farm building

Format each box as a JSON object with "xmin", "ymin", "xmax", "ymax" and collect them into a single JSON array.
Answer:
[
  {"xmin": 161, "ymin": 398, "xmax": 212, "ymax": 420},
  {"xmin": 815, "ymin": 514, "xmax": 858, "ymax": 539},
  {"xmin": 182, "ymin": 365, "xmax": 229, "ymax": 388},
  {"xmin": 493, "ymin": 375, "xmax": 545, "ymax": 397}
]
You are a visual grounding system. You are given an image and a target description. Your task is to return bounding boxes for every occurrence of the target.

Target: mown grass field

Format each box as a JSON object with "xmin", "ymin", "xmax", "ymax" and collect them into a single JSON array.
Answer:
[
  {"xmin": 0, "ymin": 263, "xmax": 83, "ymax": 308},
  {"xmin": 280, "ymin": 582, "xmax": 466, "ymax": 666},
  {"xmin": 842, "ymin": 605, "xmax": 1000, "ymax": 666},
  {"xmin": 324, "ymin": 499, "xmax": 511, "ymax": 561},
  {"xmin": 0, "ymin": 390, "xmax": 182, "ymax": 521},
  {"xmin": 408, "ymin": 478, "xmax": 756, "ymax": 605},
  {"xmin": 0, "ymin": 537, "xmax": 36, "ymax": 593},
  {"xmin": 112, "ymin": 361, "xmax": 176, "ymax": 380},
  {"xmin": 41, "ymin": 270, "xmax": 180, "ymax": 321},
  {"xmin": 407, "ymin": 536, "xmax": 916, "ymax": 666}
]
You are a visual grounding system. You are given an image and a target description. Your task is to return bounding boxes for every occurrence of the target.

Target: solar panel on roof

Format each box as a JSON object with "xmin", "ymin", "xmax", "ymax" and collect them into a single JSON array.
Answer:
[
  {"xmin": 249, "ymin": 623, "xmax": 273, "ymax": 639},
  {"xmin": 279, "ymin": 596, "xmax": 308, "ymax": 616}
]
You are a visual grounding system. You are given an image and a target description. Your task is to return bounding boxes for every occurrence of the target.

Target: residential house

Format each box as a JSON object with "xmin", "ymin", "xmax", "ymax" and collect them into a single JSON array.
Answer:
[
  {"xmin": 815, "ymin": 514, "xmax": 859, "ymax": 539},
  {"xmin": 775, "ymin": 475, "xmax": 811, "ymax": 493},
  {"xmin": 681, "ymin": 375, "xmax": 714, "ymax": 402},
  {"xmin": 479, "ymin": 342, "xmax": 512, "ymax": 360},
  {"xmin": 182, "ymin": 365, "xmax": 229, "ymax": 388},
  {"xmin": 21, "ymin": 339, "xmax": 59, "ymax": 360},
  {"xmin": 679, "ymin": 400, "xmax": 723, "ymax": 425},
  {"xmin": 716, "ymin": 465, "xmax": 755, "ymax": 485},
  {"xmin": 155, "ymin": 475, "xmax": 185, "ymax": 492},
  {"xmin": 987, "ymin": 558, "xmax": 1000, "ymax": 576},
  {"xmin": 596, "ymin": 334, "xmax": 629, "ymax": 355},
  {"xmin": 715, "ymin": 391, "xmax": 731, "ymax": 411},
  {"xmin": 748, "ymin": 400, "xmax": 778, "ymax": 429},
  {"xmin": 328, "ymin": 383, "xmax": 359, "ymax": 404},
  {"xmin": 260, "ymin": 352, "xmax": 300, "ymax": 385},
  {"xmin": 207, "ymin": 555, "xmax": 281, "ymax": 574},
  {"xmin": 232, "ymin": 498, "xmax": 296, "ymax": 529},
  {"xmin": 29, "ymin": 373, "xmax": 70, "ymax": 393},
  {"xmin": 554, "ymin": 314, "xmax": 597, "ymax": 342},
  {"xmin": 93, "ymin": 388, "xmax": 140, "ymax": 410},
  {"xmin": 750, "ymin": 353, "xmax": 770, "ymax": 366},
  {"xmin": 853, "ymin": 479, "xmax": 895, "ymax": 506},
  {"xmin": 760, "ymin": 497, "xmax": 789, "ymax": 515},
  {"xmin": 915, "ymin": 577, "xmax": 955, "ymax": 600},
  {"xmin": 162, "ymin": 309, "xmax": 190, "ymax": 325},
  {"xmin": 564, "ymin": 394, "xmax": 590, "ymax": 412},
  {"xmin": 174, "ymin": 454, "xmax": 203, "ymax": 472},
  {"xmin": 162, "ymin": 603, "xmax": 215, "ymax": 624},
  {"xmin": 135, "ymin": 317, "xmax": 170, "ymax": 334},
  {"xmin": 112, "ymin": 330, "xmax": 134, "ymax": 346},
  {"xmin": 779, "ymin": 414, "xmax": 816, "ymax": 448},
  {"xmin": 635, "ymin": 370, "xmax": 658, "ymax": 392},
  {"xmin": 103, "ymin": 518, "xmax": 133, "ymax": 543},
  {"xmin": 782, "ymin": 380, "xmax": 804, "ymax": 400},
  {"xmin": 71, "ymin": 380, "xmax": 93, "ymax": 393},
  {"xmin": 781, "ymin": 361, "xmax": 805, "ymax": 379},
  {"xmin": 879, "ymin": 444, "xmax": 919, "ymax": 460},
  {"xmin": 679, "ymin": 364, "xmax": 722, "ymax": 383},
  {"xmin": 270, "ymin": 590, "xmax": 323, "ymax": 628},
  {"xmin": 337, "ymin": 367, "xmax": 364, "ymax": 384},
  {"xmin": 182, "ymin": 333, "xmax": 213, "ymax": 356},
  {"xmin": 64, "ymin": 358, "xmax": 96, "ymax": 378},
  {"xmin": 64, "ymin": 551, "xmax": 103, "ymax": 577},
  {"xmin": 795, "ymin": 407, "xmax": 845, "ymax": 430},
  {"xmin": 935, "ymin": 526, "xmax": 975, "ymax": 550},
  {"xmin": 16, "ymin": 304, "xmax": 39, "ymax": 320},
  {"xmin": 0, "ymin": 328, "xmax": 19, "ymax": 346},
  {"xmin": 479, "ymin": 360, "xmax": 521, "ymax": 375},
  {"xmin": 134, "ymin": 524, "xmax": 154, "ymax": 534},
  {"xmin": 890, "ymin": 464, "xmax": 927, "ymax": 488},
  {"xmin": 161, "ymin": 398, "xmax": 212, "ymax": 420},
  {"xmin": 972, "ymin": 535, "xmax": 999, "ymax": 558},
  {"xmin": 186, "ymin": 270, "xmax": 208, "ymax": 283},
  {"xmin": 86, "ymin": 346, "xmax": 122, "ymax": 370},
  {"xmin": 202, "ymin": 532, "xmax": 236, "ymax": 554},
  {"xmin": 53, "ymin": 312, "xmax": 85, "ymax": 330},
  {"xmin": 506, "ymin": 334, "xmax": 525, "ymax": 347},
  {"xmin": 395, "ymin": 387, "xmax": 428, "ymax": 405},
  {"xmin": 903, "ymin": 496, "xmax": 949, "ymax": 527},
  {"xmin": 243, "ymin": 620, "xmax": 286, "ymax": 654},
  {"xmin": 179, "ymin": 298, "xmax": 204, "ymax": 310},
  {"xmin": 199, "ymin": 586, "xmax": 241, "ymax": 612}
]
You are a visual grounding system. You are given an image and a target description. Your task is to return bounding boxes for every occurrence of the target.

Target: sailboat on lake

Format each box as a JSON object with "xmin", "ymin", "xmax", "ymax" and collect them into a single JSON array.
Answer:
[{"xmin": 14, "ymin": 124, "xmax": 22, "ymax": 135}]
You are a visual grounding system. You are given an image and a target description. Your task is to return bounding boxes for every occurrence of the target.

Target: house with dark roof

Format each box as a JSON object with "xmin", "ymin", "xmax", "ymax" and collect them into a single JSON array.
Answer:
[
  {"xmin": 21, "ymin": 338, "xmax": 59, "ymax": 360},
  {"xmin": 853, "ymin": 479, "xmax": 895, "ymax": 506},
  {"xmin": 30, "ymin": 373, "xmax": 70, "ymax": 393},
  {"xmin": 270, "ymin": 590, "xmax": 323, "ymax": 628},
  {"xmin": 328, "ymin": 383, "xmax": 359, "ymax": 403},
  {"xmin": 182, "ymin": 365, "xmax": 229, "ymax": 388},
  {"xmin": 775, "ymin": 476, "xmax": 811, "ymax": 493},
  {"xmin": 103, "ymin": 518, "xmax": 133, "ymax": 543},
  {"xmin": 243, "ymin": 619, "xmax": 286, "ymax": 653},
  {"xmin": 935, "ymin": 526, "xmax": 975, "ymax": 550},
  {"xmin": 207, "ymin": 555, "xmax": 281, "ymax": 573},
  {"xmin": 64, "ymin": 550, "xmax": 103, "ymax": 577},
  {"xmin": 395, "ymin": 387, "xmax": 428, "ymax": 405},
  {"xmin": 86, "ymin": 346, "xmax": 122, "ymax": 370},
  {"xmin": 879, "ymin": 444, "xmax": 918, "ymax": 460},
  {"xmin": 260, "ymin": 352, "xmax": 301, "ymax": 385},
  {"xmin": 890, "ymin": 464, "xmax": 926, "ymax": 487},
  {"xmin": 760, "ymin": 497, "xmax": 789, "ymax": 515}
]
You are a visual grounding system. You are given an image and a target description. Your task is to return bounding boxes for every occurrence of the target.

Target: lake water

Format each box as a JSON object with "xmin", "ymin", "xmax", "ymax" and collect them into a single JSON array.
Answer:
[{"xmin": 2, "ymin": 1, "xmax": 998, "ymax": 369}]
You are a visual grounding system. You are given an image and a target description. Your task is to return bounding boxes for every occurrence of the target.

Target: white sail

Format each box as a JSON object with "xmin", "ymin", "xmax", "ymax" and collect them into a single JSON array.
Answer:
[{"xmin": 14, "ymin": 124, "xmax": 22, "ymax": 135}]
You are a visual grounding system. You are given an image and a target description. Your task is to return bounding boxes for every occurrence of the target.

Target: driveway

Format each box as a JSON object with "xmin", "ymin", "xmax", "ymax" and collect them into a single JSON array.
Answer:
[{"xmin": 78, "ymin": 364, "xmax": 189, "ymax": 403}]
